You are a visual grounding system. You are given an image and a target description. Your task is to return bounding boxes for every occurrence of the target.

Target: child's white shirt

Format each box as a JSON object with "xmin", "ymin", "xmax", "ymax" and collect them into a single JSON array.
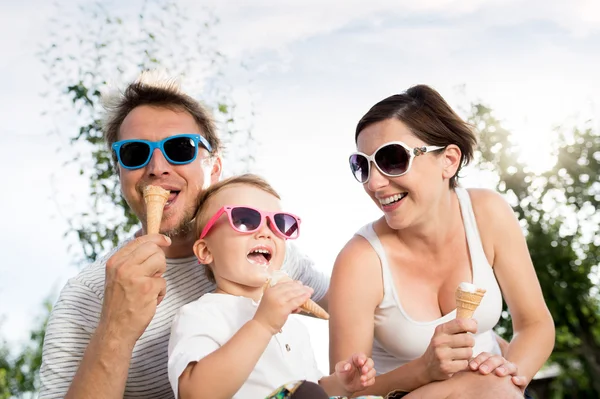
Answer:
[{"xmin": 168, "ymin": 293, "xmax": 324, "ymax": 398}]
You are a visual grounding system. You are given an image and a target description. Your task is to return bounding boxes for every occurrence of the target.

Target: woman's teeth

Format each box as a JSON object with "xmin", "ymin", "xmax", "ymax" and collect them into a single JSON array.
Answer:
[{"xmin": 379, "ymin": 193, "xmax": 407, "ymax": 206}]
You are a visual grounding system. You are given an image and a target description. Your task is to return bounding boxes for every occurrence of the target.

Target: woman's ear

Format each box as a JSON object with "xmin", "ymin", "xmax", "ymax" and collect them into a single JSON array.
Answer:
[
  {"xmin": 193, "ymin": 239, "xmax": 213, "ymax": 265},
  {"xmin": 441, "ymin": 144, "xmax": 462, "ymax": 180}
]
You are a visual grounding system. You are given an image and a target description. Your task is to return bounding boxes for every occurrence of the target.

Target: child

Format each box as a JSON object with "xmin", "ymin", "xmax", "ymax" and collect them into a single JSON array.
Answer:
[{"xmin": 168, "ymin": 174, "xmax": 379, "ymax": 399}]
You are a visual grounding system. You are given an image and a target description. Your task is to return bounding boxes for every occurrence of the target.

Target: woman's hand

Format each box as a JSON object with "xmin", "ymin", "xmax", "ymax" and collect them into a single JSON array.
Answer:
[
  {"xmin": 469, "ymin": 352, "xmax": 527, "ymax": 392},
  {"xmin": 421, "ymin": 318, "xmax": 478, "ymax": 382}
]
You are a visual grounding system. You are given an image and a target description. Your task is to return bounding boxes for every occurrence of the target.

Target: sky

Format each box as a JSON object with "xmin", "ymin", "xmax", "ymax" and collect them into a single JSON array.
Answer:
[{"xmin": 1, "ymin": 0, "xmax": 600, "ymax": 374}]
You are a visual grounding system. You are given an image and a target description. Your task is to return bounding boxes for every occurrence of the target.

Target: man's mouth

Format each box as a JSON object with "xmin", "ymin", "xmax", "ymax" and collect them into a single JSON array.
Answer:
[
  {"xmin": 247, "ymin": 247, "xmax": 272, "ymax": 265},
  {"xmin": 379, "ymin": 192, "xmax": 407, "ymax": 206},
  {"xmin": 166, "ymin": 191, "xmax": 180, "ymax": 206}
]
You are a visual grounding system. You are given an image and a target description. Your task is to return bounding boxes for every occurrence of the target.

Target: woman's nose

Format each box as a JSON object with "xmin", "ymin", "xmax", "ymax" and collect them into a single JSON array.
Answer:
[{"xmin": 366, "ymin": 163, "xmax": 389, "ymax": 192}]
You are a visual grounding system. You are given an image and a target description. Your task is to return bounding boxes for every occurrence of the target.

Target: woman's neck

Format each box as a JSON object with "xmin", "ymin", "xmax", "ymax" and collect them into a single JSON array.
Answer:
[{"xmin": 393, "ymin": 189, "xmax": 461, "ymax": 254}]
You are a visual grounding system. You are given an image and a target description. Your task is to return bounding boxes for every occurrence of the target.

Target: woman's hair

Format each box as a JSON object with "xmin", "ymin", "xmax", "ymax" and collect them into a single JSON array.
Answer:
[
  {"xmin": 355, "ymin": 85, "xmax": 477, "ymax": 189},
  {"xmin": 102, "ymin": 70, "xmax": 222, "ymax": 168},
  {"xmin": 193, "ymin": 174, "xmax": 281, "ymax": 282}
]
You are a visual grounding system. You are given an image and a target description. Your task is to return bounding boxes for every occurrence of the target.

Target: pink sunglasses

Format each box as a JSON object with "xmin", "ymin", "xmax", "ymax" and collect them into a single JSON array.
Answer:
[{"xmin": 199, "ymin": 205, "xmax": 301, "ymax": 240}]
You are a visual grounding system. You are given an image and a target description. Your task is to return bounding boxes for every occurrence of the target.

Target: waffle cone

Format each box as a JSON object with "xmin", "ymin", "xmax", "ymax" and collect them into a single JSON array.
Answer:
[
  {"xmin": 300, "ymin": 298, "xmax": 329, "ymax": 320},
  {"xmin": 143, "ymin": 185, "xmax": 170, "ymax": 235},
  {"xmin": 265, "ymin": 274, "xmax": 330, "ymax": 320},
  {"xmin": 455, "ymin": 288, "xmax": 486, "ymax": 319}
]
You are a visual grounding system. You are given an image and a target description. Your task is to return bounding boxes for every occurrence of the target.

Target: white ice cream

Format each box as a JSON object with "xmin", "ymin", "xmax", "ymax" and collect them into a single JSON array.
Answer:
[
  {"xmin": 458, "ymin": 282, "xmax": 478, "ymax": 293},
  {"xmin": 268, "ymin": 270, "xmax": 291, "ymax": 286}
]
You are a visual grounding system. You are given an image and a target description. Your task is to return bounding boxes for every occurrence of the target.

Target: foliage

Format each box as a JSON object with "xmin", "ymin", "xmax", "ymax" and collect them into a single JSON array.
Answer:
[
  {"xmin": 0, "ymin": 301, "xmax": 51, "ymax": 398},
  {"xmin": 38, "ymin": 0, "xmax": 256, "ymax": 265},
  {"xmin": 471, "ymin": 103, "xmax": 600, "ymax": 398}
]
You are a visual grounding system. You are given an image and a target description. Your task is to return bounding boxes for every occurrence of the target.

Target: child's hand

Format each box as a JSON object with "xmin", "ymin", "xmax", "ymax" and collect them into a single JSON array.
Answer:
[
  {"xmin": 334, "ymin": 353, "xmax": 376, "ymax": 395},
  {"xmin": 253, "ymin": 280, "xmax": 313, "ymax": 335}
]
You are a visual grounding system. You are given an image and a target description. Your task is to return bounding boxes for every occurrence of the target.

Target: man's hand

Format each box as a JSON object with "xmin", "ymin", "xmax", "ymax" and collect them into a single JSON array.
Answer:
[
  {"xmin": 421, "ymin": 318, "xmax": 478, "ymax": 382},
  {"xmin": 253, "ymin": 281, "xmax": 313, "ymax": 335},
  {"xmin": 469, "ymin": 352, "xmax": 527, "ymax": 392},
  {"xmin": 334, "ymin": 353, "xmax": 376, "ymax": 395},
  {"xmin": 99, "ymin": 234, "xmax": 171, "ymax": 347}
]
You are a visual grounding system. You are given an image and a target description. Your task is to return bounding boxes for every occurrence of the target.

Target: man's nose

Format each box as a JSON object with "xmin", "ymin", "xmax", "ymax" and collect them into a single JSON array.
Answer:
[{"xmin": 146, "ymin": 148, "xmax": 171, "ymax": 177}]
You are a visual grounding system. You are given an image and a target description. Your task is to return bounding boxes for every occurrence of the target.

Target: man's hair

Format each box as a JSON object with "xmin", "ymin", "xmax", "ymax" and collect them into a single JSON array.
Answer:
[
  {"xmin": 102, "ymin": 71, "xmax": 222, "ymax": 168},
  {"xmin": 355, "ymin": 85, "xmax": 477, "ymax": 189},
  {"xmin": 193, "ymin": 173, "xmax": 281, "ymax": 282}
]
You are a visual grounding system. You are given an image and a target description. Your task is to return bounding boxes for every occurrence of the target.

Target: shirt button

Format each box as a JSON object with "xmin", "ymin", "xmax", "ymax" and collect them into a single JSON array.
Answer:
[{"xmin": 285, "ymin": 344, "xmax": 291, "ymax": 352}]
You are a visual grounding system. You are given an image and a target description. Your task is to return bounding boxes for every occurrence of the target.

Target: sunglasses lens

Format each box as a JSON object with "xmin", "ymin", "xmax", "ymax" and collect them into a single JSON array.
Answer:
[
  {"xmin": 375, "ymin": 144, "xmax": 410, "ymax": 176},
  {"xmin": 349, "ymin": 154, "xmax": 369, "ymax": 183},
  {"xmin": 164, "ymin": 136, "xmax": 198, "ymax": 163},
  {"xmin": 273, "ymin": 214, "xmax": 300, "ymax": 238},
  {"xmin": 119, "ymin": 142, "xmax": 151, "ymax": 168},
  {"xmin": 230, "ymin": 207, "xmax": 262, "ymax": 232}
]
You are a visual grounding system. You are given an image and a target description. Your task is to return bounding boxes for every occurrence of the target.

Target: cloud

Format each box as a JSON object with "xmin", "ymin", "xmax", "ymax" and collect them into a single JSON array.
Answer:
[{"xmin": 173, "ymin": 0, "xmax": 600, "ymax": 60}]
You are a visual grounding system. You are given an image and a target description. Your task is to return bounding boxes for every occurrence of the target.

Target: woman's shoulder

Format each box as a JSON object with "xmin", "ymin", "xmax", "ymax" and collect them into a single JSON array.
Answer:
[
  {"xmin": 331, "ymin": 222, "xmax": 385, "ymax": 306},
  {"xmin": 465, "ymin": 188, "xmax": 514, "ymax": 221},
  {"xmin": 464, "ymin": 188, "xmax": 519, "ymax": 253},
  {"xmin": 333, "ymin": 222, "xmax": 385, "ymax": 275},
  {"xmin": 337, "ymin": 233, "xmax": 377, "ymax": 264}
]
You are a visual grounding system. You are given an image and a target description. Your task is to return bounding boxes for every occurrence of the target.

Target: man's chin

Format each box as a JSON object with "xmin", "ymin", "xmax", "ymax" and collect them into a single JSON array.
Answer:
[{"xmin": 162, "ymin": 221, "xmax": 194, "ymax": 239}]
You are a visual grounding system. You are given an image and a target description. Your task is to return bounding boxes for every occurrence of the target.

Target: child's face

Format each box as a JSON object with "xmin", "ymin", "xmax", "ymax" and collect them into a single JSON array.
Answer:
[{"xmin": 193, "ymin": 184, "xmax": 288, "ymax": 289}]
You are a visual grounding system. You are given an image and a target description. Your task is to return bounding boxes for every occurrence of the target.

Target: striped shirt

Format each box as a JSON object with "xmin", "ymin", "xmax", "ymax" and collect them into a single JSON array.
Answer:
[{"xmin": 39, "ymin": 240, "xmax": 328, "ymax": 399}]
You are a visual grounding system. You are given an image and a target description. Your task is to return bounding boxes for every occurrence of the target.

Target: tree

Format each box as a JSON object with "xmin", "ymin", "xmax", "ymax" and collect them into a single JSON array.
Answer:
[
  {"xmin": 38, "ymin": 0, "xmax": 256, "ymax": 264},
  {"xmin": 471, "ymin": 103, "xmax": 600, "ymax": 398},
  {"xmin": 0, "ymin": 1, "xmax": 256, "ymax": 397},
  {"xmin": 0, "ymin": 301, "xmax": 51, "ymax": 398}
]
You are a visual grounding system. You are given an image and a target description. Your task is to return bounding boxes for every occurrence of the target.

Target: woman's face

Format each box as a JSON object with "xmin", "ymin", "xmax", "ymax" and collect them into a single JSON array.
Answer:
[{"xmin": 356, "ymin": 118, "xmax": 447, "ymax": 230}]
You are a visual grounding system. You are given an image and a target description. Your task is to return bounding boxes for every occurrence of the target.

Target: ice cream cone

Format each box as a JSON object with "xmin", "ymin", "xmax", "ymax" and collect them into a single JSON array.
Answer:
[
  {"xmin": 299, "ymin": 298, "xmax": 329, "ymax": 320},
  {"xmin": 143, "ymin": 185, "xmax": 170, "ymax": 235},
  {"xmin": 455, "ymin": 285, "xmax": 486, "ymax": 319},
  {"xmin": 266, "ymin": 271, "xmax": 330, "ymax": 320}
]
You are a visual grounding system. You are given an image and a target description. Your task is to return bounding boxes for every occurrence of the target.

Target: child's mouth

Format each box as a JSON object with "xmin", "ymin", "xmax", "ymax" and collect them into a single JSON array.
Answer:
[{"xmin": 247, "ymin": 248, "xmax": 272, "ymax": 265}]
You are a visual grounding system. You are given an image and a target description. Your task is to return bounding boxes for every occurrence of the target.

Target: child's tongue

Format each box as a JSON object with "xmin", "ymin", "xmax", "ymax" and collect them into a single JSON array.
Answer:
[{"xmin": 247, "ymin": 253, "xmax": 269, "ymax": 265}]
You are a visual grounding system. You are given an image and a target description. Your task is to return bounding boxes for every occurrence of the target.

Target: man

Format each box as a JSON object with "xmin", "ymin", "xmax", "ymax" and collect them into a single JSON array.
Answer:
[{"xmin": 39, "ymin": 72, "xmax": 329, "ymax": 399}]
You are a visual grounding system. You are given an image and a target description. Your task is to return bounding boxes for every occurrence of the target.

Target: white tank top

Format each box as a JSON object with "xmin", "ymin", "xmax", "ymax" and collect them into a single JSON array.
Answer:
[{"xmin": 356, "ymin": 187, "xmax": 503, "ymax": 375}]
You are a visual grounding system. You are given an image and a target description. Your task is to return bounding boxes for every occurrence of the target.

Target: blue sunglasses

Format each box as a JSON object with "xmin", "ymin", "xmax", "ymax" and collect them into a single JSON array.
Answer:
[{"xmin": 112, "ymin": 134, "xmax": 213, "ymax": 170}]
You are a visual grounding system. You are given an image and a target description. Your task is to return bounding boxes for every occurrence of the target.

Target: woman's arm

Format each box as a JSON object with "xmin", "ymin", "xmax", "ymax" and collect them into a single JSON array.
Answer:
[
  {"xmin": 471, "ymin": 189, "xmax": 555, "ymax": 384},
  {"xmin": 329, "ymin": 235, "xmax": 433, "ymax": 395}
]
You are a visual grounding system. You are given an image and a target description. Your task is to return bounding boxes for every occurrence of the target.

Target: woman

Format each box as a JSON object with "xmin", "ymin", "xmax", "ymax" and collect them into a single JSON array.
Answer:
[{"xmin": 328, "ymin": 85, "xmax": 554, "ymax": 398}]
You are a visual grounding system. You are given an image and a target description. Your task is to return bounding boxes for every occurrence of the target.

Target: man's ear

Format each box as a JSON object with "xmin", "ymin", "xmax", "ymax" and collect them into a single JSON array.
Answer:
[
  {"xmin": 210, "ymin": 156, "xmax": 223, "ymax": 185},
  {"xmin": 193, "ymin": 239, "xmax": 213, "ymax": 265},
  {"xmin": 441, "ymin": 144, "xmax": 462, "ymax": 180}
]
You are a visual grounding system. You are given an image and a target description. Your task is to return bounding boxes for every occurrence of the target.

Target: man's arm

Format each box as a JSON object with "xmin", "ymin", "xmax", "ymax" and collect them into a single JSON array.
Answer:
[
  {"xmin": 282, "ymin": 241, "xmax": 330, "ymax": 310},
  {"xmin": 40, "ymin": 234, "xmax": 170, "ymax": 399},
  {"xmin": 39, "ymin": 277, "xmax": 119, "ymax": 399}
]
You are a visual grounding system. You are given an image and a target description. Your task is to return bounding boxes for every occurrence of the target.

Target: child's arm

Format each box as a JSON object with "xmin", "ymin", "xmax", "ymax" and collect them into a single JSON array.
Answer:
[
  {"xmin": 176, "ymin": 281, "xmax": 314, "ymax": 399},
  {"xmin": 178, "ymin": 319, "xmax": 272, "ymax": 399},
  {"xmin": 318, "ymin": 353, "xmax": 377, "ymax": 397}
]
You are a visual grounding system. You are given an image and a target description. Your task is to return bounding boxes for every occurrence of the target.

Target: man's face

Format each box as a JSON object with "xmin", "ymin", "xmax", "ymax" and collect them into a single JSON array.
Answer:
[{"xmin": 117, "ymin": 105, "xmax": 221, "ymax": 237}]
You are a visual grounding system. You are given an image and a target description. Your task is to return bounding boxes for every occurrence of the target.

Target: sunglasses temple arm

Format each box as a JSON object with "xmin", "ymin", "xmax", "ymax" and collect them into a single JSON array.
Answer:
[{"xmin": 199, "ymin": 207, "xmax": 226, "ymax": 239}]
